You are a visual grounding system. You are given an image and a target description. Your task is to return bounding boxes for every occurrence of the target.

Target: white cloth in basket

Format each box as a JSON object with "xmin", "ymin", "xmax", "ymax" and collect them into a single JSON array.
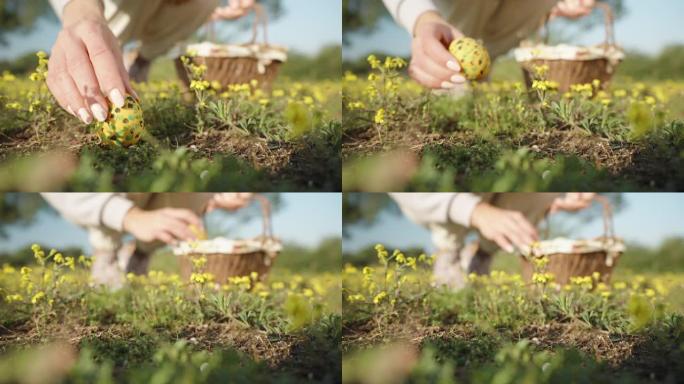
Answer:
[
  {"xmin": 185, "ymin": 42, "xmax": 288, "ymax": 74},
  {"xmin": 514, "ymin": 44, "xmax": 624, "ymax": 63},
  {"xmin": 523, "ymin": 237, "xmax": 626, "ymax": 267},
  {"xmin": 173, "ymin": 236, "xmax": 282, "ymax": 256}
]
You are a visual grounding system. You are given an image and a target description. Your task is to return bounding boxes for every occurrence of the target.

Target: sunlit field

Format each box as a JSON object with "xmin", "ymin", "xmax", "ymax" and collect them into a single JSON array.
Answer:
[
  {"xmin": 342, "ymin": 56, "xmax": 684, "ymax": 192},
  {"xmin": 0, "ymin": 242, "xmax": 342, "ymax": 383},
  {"xmin": 0, "ymin": 53, "xmax": 342, "ymax": 191},
  {"xmin": 342, "ymin": 244, "xmax": 684, "ymax": 383}
]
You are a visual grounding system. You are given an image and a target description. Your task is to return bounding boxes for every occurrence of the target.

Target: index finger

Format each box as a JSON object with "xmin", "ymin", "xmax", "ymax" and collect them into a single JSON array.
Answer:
[
  {"xmin": 423, "ymin": 34, "xmax": 460, "ymax": 71},
  {"xmin": 510, "ymin": 213, "xmax": 538, "ymax": 241},
  {"xmin": 81, "ymin": 30, "xmax": 128, "ymax": 108},
  {"xmin": 162, "ymin": 208, "xmax": 203, "ymax": 228}
]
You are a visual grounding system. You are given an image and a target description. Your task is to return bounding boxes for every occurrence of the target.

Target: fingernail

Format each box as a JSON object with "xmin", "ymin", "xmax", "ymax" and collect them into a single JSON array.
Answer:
[
  {"xmin": 441, "ymin": 81, "xmax": 457, "ymax": 89},
  {"xmin": 451, "ymin": 74, "xmax": 466, "ymax": 83},
  {"xmin": 109, "ymin": 88, "xmax": 125, "ymax": 108},
  {"xmin": 91, "ymin": 103, "xmax": 107, "ymax": 122},
  {"xmin": 78, "ymin": 108, "xmax": 92, "ymax": 124},
  {"xmin": 67, "ymin": 105, "xmax": 74, "ymax": 116},
  {"xmin": 505, "ymin": 245, "xmax": 514, "ymax": 253},
  {"xmin": 447, "ymin": 60, "xmax": 461, "ymax": 72}
]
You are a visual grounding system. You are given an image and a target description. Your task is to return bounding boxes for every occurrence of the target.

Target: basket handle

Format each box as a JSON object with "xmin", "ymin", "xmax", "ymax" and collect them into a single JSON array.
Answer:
[
  {"xmin": 253, "ymin": 193, "xmax": 273, "ymax": 240},
  {"xmin": 248, "ymin": 3, "xmax": 269, "ymax": 46},
  {"xmin": 537, "ymin": 1, "xmax": 616, "ymax": 48},
  {"xmin": 541, "ymin": 194, "xmax": 614, "ymax": 240},
  {"xmin": 207, "ymin": 2, "xmax": 270, "ymax": 46}
]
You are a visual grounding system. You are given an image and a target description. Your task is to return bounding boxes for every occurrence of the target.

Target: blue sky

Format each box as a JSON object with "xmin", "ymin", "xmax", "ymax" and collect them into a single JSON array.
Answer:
[
  {"xmin": 0, "ymin": 0, "xmax": 341, "ymax": 60},
  {"xmin": 0, "ymin": 193, "xmax": 342, "ymax": 254},
  {"xmin": 344, "ymin": 194, "xmax": 684, "ymax": 254},
  {"xmin": 344, "ymin": 0, "xmax": 684, "ymax": 60}
]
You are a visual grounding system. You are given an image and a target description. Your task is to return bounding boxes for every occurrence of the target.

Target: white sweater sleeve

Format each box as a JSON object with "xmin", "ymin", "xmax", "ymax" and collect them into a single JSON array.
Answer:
[
  {"xmin": 389, "ymin": 193, "xmax": 482, "ymax": 228},
  {"xmin": 382, "ymin": 0, "xmax": 439, "ymax": 35},
  {"xmin": 41, "ymin": 193, "xmax": 134, "ymax": 232}
]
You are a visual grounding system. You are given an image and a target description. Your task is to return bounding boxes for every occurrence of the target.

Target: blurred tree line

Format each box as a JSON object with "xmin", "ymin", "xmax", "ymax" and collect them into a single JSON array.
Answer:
[
  {"xmin": 0, "ymin": 0, "xmax": 344, "ymax": 81},
  {"xmin": 343, "ymin": 193, "xmax": 628, "ymax": 266},
  {"xmin": 342, "ymin": 0, "xmax": 626, "ymax": 41},
  {"xmin": 343, "ymin": 193, "xmax": 625, "ymax": 234},
  {"xmin": 0, "ymin": 0, "xmax": 283, "ymax": 45},
  {"xmin": 279, "ymin": 45, "xmax": 341, "ymax": 81},
  {"xmin": 0, "ymin": 0, "xmax": 56, "ymax": 45},
  {"xmin": 342, "ymin": 0, "xmax": 684, "ymax": 81},
  {"xmin": 0, "ymin": 193, "xmax": 49, "ymax": 238}
]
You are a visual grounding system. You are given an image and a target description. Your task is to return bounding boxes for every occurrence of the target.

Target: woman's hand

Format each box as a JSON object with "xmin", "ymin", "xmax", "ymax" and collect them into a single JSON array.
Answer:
[
  {"xmin": 206, "ymin": 193, "xmax": 254, "ymax": 212},
  {"xmin": 210, "ymin": 0, "xmax": 256, "ymax": 21},
  {"xmin": 470, "ymin": 203, "xmax": 539, "ymax": 253},
  {"xmin": 409, "ymin": 11, "xmax": 467, "ymax": 90},
  {"xmin": 123, "ymin": 207, "xmax": 204, "ymax": 244},
  {"xmin": 47, "ymin": 0, "xmax": 134, "ymax": 124},
  {"xmin": 551, "ymin": 0, "xmax": 596, "ymax": 19},
  {"xmin": 550, "ymin": 193, "xmax": 596, "ymax": 213}
]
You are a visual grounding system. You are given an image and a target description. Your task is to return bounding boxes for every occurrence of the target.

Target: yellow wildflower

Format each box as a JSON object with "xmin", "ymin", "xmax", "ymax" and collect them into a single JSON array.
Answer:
[
  {"xmin": 5, "ymin": 294, "xmax": 24, "ymax": 303},
  {"xmin": 347, "ymin": 294, "xmax": 366, "ymax": 303},
  {"xmin": 31, "ymin": 291, "xmax": 45, "ymax": 304},
  {"xmin": 373, "ymin": 291, "xmax": 388, "ymax": 304},
  {"xmin": 614, "ymin": 89, "xmax": 627, "ymax": 98},
  {"xmin": 374, "ymin": 108, "xmax": 386, "ymax": 125},
  {"xmin": 367, "ymin": 54, "xmax": 381, "ymax": 69},
  {"xmin": 344, "ymin": 71, "xmax": 358, "ymax": 82},
  {"xmin": 533, "ymin": 64, "xmax": 549, "ymax": 77},
  {"xmin": 191, "ymin": 256, "xmax": 207, "ymax": 269}
]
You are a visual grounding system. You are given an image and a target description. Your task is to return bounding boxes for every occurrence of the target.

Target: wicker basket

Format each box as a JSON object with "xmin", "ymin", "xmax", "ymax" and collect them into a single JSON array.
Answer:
[
  {"xmin": 176, "ymin": 195, "xmax": 281, "ymax": 284},
  {"xmin": 515, "ymin": 3, "xmax": 624, "ymax": 93},
  {"xmin": 520, "ymin": 195, "xmax": 625, "ymax": 285},
  {"xmin": 175, "ymin": 3, "xmax": 287, "ymax": 91}
]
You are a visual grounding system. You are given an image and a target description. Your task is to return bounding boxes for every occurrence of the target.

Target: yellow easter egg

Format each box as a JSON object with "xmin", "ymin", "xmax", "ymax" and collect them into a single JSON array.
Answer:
[
  {"xmin": 96, "ymin": 95, "xmax": 145, "ymax": 147},
  {"xmin": 448, "ymin": 37, "xmax": 491, "ymax": 81}
]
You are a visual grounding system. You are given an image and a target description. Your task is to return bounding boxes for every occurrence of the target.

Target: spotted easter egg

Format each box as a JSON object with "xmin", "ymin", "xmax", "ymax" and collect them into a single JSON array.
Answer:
[
  {"xmin": 448, "ymin": 37, "xmax": 491, "ymax": 81},
  {"xmin": 95, "ymin": 96, "xmax": 145, "ymax": 147}
]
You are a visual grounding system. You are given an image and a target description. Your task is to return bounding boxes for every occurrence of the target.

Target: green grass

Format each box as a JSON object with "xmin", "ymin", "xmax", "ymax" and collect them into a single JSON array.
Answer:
[
  {"xmin": 342, "ymin": 56, "xmax": 684, "ymax": 192},
  {"xmin": 0, "ymin": 243, "xmax": 342, "ymax": 383},
  {"xmin": 342, "ymin": 244, "xmax": 684, "ymax": 383},
  {"xmin": 0, "ymin": 53, "xmax": 342, "ymax": 192}
]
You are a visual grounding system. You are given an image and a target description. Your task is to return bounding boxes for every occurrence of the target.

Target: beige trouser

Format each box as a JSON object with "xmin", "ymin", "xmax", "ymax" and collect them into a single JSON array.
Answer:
[
  {"xmin": 104, "ymin": 0, "xmax": 219, "ymax": 59},
  {"xmin": 431, "ymin": 193, "xmax": 562, "ymax": 288},
  {"xmin": 89, "ymin": 193, "xmax": 213, "ymax": 283},
  {"xmin": 444, "ymin": 0, "xmax": 558, "ymax": 59}
]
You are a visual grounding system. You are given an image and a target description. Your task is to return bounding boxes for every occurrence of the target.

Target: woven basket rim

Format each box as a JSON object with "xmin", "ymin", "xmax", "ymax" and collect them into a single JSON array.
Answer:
[
  {"xmin": 187, "ymin": 55, "xmax": 286, "ymax": 62},
  {"xmin": 537, "ymin": 249, "xmax": 619, "ymax": 258},
  {"xmin": 182, "ymin": 42, "xmax": 288, "ymax": 61},
  {"xmin": 174, "ymin": 236, "xmax": 281, "ymax": 256},
  {"xmin": 181, "ymin": 250, "xmax": 273, "ymax": 257},
  {"xmin": 525, "ymin": 236, "xmax": 624, "ymax": 258},
  {"xmin": 189, "ymin": 42, "xmax": 288, "ymax": 51},
  {"xmin": 520, "ymin": 57, "xmax": 611, "ymax": 64}
]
